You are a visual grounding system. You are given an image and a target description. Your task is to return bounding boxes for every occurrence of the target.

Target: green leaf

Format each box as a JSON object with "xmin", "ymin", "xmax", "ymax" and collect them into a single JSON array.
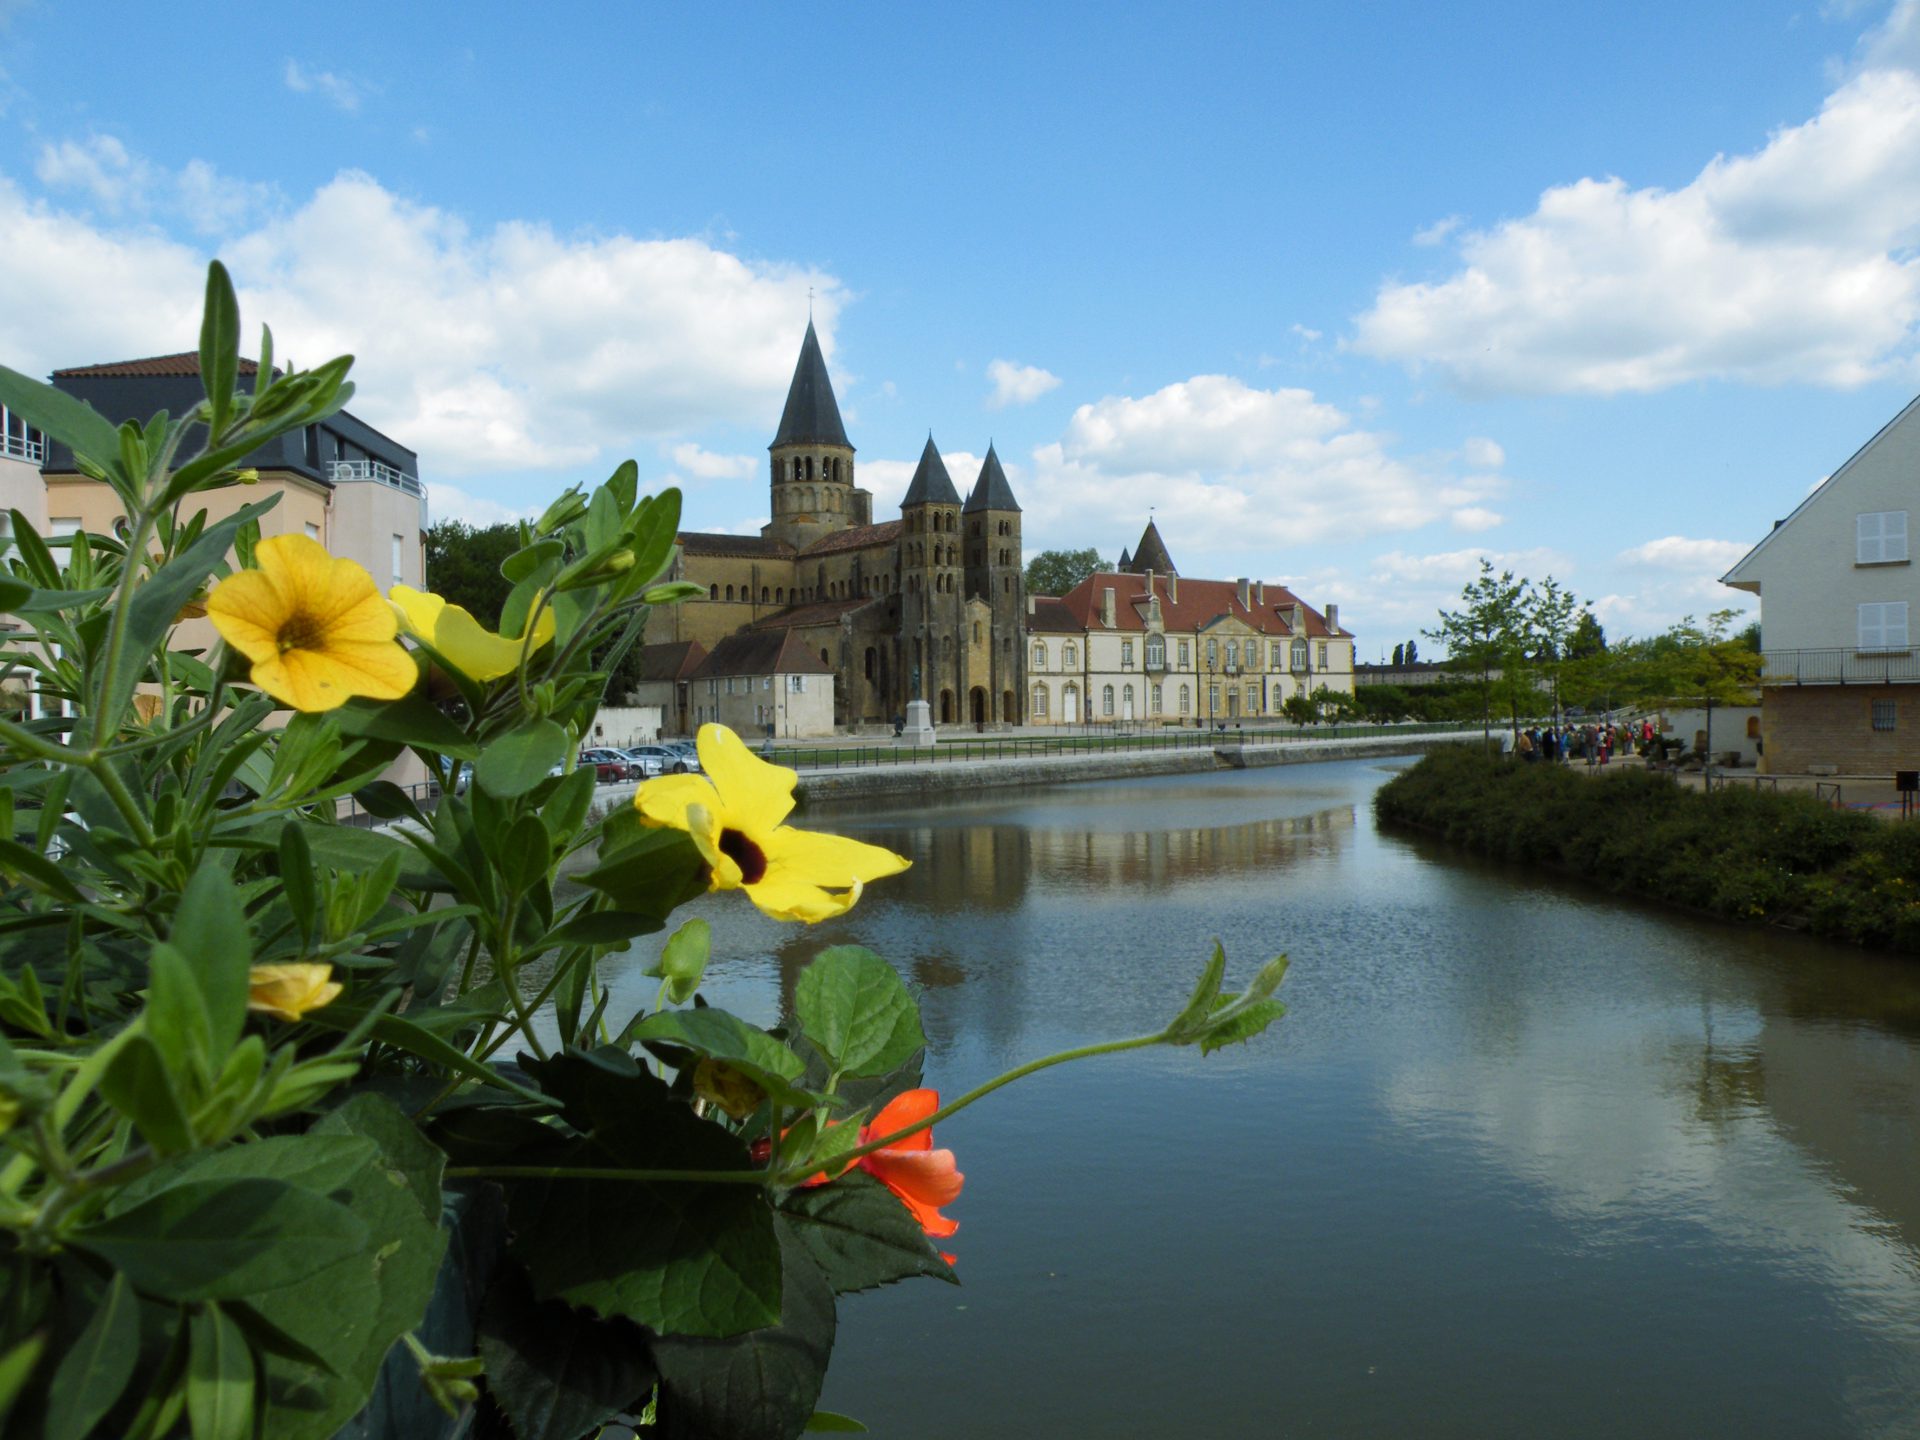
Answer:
[
  {"xmin": 628, "ymin": 487, "xmax": 682, "ymax": 589},
  {"xmin": 44, "ymin": 1271, "xmax": 139, "ymax": 1440},
  {"xmin": 0, "ymin": 1334, "xmax": 46, "ymax": 1433},
  {"xmin": 1199, "ymin": 999, "xmax": 1287, "ymax": 1055},
  {"xmin": 631, "ymin": 1008, "xmax": 817, "ymax": 1109},
  {"xmin": 545, "ymin": 908, "xmax": 665, "ymax": 948},
  {"xmin": 301, "ymin": 824, "xmax": 452, "ymax": 893},
  {"xmin": 794, "ymin": 946, "xmax": 925, "ymax": 1080},
  {"xmin": 540, "ymin": 763, "xmax": 597, "ymax": 846},
  {"xmin": 650, "ymin": 1218, "xmax": 834, "ymax": 1440},
  {"xmin": 477, "ymin": 1263, "xmax": 657, "ymax": 1440},
  {"xmin": 779, "ymin": 1170, "xmax": 957, "ymax": 1295},
  {"xmin": 0, "ymin": 363, "xmax": 122, "ymax": 472},
  {"xmin": 145, "ymin": 941, "xmax": 214, "ymax": 1083},
  {"xmin": 646, "ymin": 917, "xmax": 710, "ymax": 1004},
  {"xmin": 170, "ymin": 864, "xmax": 252, "ymax": 1058},
  {"xmin": 498, "ymin": 812, "xmax": 554, "ymax": 896},
  {"xmin": 805, "ymin": 1412, "xmax": 870, "ymax": 1433},
  {"xmin": 70, "ymin": 1176, "xmax": 369, "ymax": 1302},
  {"xmin": 0, "ymin": 576, "xmax": 28, "ymax": 611},
  {"xmin": 100, "ymin": 1031, "xmax": 195, "ymax": 1153},
  {"xmin": 309, "ymin": 1006, "xmax": 551, "ymax": 1104},
  {"xmin": 187, "ymin": 1301, "xmax": 256, "ymax": 1440},
  {"xmin": 503, "ymin": 537, "xmax": 565, "ymax": 582},
  {"xmin": 199, "ymin": 261, "xmax": 242, "ymax": 434},
  {"xmin": 1165, "ymin": 941, "xmax": 1227, "ymax": 1041},
  {"xmin": 11, "ymin": 583, "xmax": 115, "ymax": 612},
  {"xmin": 476, "ymin": 718, "xmax": 569, "ymax": 798},
  {"xmin": 332, "ymin": 692, "xmax": 477, "ymax": 760}
]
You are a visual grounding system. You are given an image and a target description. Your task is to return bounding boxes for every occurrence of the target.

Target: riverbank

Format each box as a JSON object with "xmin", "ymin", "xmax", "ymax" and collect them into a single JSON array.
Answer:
[{"xmin": 1374, "ymin": 747, "xmax": 1920, "ymax": 953}]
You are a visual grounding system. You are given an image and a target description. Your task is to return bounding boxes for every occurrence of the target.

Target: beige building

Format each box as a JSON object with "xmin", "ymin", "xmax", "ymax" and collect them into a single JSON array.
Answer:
[
  {"xmin": 1024, "ymin": 522, "xmax": 1356, "ymax": 726},
  {"xmin": 1723, "ymin": 392, "xmax": 1920, "ymax": 774},
  {"xmin": 687, "ymin": 630, "xmax": 836, "ymax": 738}
]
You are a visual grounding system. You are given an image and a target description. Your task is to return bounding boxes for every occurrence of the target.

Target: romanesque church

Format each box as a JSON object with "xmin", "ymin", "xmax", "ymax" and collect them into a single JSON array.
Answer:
[{"xmin": 653, "ymin": 324, "xmax": 1026, "ymax": 728}]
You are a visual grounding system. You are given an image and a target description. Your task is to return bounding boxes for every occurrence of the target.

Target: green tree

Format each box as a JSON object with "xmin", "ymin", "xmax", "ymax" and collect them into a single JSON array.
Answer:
[
  {"xmin": 1426, "ymin": 560, "xmax": 1530, "ymax": 747},
  {"xmin": 1023, "ymin": 547, "xmax": 1104, "ymax": 596},
  {"xmin": 1607, "ymin": 609, "xmax": 1761, "ymax": 777},
  {"xmin": 1568, "ymin": 610, "xmax": 1607, "ymax": 659},
  {"xmin": 1404, "ymin": 639, "xmax": 1419, "ymax": 664},
  {"xmin": 1282, "ymin": 692, "xmax": 1317, "ymax": 726},
  {"xmin": 1390, "ymin": 642, "xmax": 1404, "ymax": 666}
]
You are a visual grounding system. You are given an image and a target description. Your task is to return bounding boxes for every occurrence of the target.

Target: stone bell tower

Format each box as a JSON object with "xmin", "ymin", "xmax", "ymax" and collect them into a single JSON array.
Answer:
[{"xmin": 763, "ymin": 321, "xmax": 867, "ymax": 549}]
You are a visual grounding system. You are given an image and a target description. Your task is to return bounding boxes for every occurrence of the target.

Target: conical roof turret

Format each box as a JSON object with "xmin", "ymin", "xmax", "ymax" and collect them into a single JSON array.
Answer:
[
  {"xmin": 963, "ymin": 443, "xmax": 1021, "ymax": 512},
  {"xmin": 901, "ymin": 434, "xmax": 961, "ymax": 507},
  {"xmin": 770, "ymin": 321, "xmax": 852, "ymax": 450},
  {"xmin": 1123, "ymin": 519, "xmax": 1176, "ymax": 575}
]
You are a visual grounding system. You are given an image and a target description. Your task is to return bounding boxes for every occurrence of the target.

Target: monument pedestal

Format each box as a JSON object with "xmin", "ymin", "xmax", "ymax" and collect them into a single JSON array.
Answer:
[{"xmin": 900, "ymin": 699, "xmax": 936, "ymax": 747}]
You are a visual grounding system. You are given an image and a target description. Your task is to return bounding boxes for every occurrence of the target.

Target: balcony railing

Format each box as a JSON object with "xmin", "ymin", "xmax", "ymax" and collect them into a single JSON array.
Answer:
[
  {"xmin": 1, "ymin": 434, "xmax": 44, "ymax": 463},
  {"xmin": 1760, "ymin": 647, "xmax": 1920, "ymax": 684},
  {"xmin": 328, "ymin": 459, "xmax": 424, "ymax": 498}
]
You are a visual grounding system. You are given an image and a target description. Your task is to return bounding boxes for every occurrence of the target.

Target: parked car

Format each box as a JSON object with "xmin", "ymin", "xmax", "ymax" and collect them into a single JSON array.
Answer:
[
  {"xmin": 579, "ymin": 748, "xmax": 637, "ymax": 782},
  {"xmin": 622, "ymin": 744, "xmax": 695, "ymax": 775}
]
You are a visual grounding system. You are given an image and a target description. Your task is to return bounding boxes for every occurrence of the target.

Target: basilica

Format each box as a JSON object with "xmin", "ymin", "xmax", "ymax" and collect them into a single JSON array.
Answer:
[{"xmin": 653, "ymin": 323, "xmax": 1027, "ymax": 728}]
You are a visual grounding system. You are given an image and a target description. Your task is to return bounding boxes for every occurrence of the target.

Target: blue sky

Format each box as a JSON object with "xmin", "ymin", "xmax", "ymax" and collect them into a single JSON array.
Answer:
[{"xmin": 5, "ymin": 1, "xmax": 1920, "ymax": 654}]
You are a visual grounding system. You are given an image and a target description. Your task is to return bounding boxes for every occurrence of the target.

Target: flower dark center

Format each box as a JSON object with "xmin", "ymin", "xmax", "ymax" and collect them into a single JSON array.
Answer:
[
  {"xmin": 718, "ymin": 829, "xmax": 767, "ymax": 885},
  {"xmin": 276, "ymin": 613, "xmax": 325, "ymax": 654}
]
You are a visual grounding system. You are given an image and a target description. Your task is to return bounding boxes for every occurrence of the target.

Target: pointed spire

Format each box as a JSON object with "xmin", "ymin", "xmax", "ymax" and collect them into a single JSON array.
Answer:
[
  {"xmin": 963, "ymin": 442, "xmax": 1022, "ymax": 512},
  {"xmin": 1117, "ymin": 546, "xmax": 1133, "ymax": 571},
  {"xmin": 902, "ymin": 434, "xmax": 961, "ymax": 507},
  {"xmin": 1124, "ymin": 518, "xmax": 1176, "ymax": 576},
  {"xmin": 770, "ymin": 320, "xmax": 852, "ymax": 451}
]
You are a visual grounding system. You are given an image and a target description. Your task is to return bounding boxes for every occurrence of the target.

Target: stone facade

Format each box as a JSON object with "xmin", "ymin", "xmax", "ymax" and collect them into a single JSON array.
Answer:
[{"xmin": 1756, "ymin": 686, "xmax": 1918, "ymax": 775}]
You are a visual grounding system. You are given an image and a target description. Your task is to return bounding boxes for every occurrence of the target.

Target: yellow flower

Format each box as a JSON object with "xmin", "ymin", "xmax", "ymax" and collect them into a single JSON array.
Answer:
[
  {"xmin": 247, "ymin": 963, "xmax": 344, "ymax": 1021},
  {"xmin": 635, "ymin": 724, "xmax": 910, "ymax": 923},
  {"xmin": 389, "ymin": 584, "xmax": 556, "ymax": 682},
  {"xmin": 206, "ymin": 535, "xmax": 417, "ymax": 712}
]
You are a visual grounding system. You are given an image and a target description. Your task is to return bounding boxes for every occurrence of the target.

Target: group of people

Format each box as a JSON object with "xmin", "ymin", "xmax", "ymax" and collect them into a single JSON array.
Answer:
[{"xmin": 1506, "ymin": 718, "xmax": 1657, "ymax": 767}]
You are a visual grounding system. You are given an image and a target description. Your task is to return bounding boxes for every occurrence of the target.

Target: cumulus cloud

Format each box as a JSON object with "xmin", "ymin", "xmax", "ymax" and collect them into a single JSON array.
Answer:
[
  {"xmin": 284, "ymin": 60, "xmax": 370, "ymax": 113},
  {"xmin": 1450, "ymin": 506, "xmax": 1504, "ymax": 532},
  {"xmin": 858, "ymin": 449, "xmax": 991, "ymax": 516},
  {"xmin": 669, "ymin": 443, "xmax": 757, "ymax": 480},
  {"xmin": 1353, "ymin": 24, "xmax": 1920, "ymax": 395},
  {"xmin": 32, "ymin": 138, "xmax": 268, "ymax": 234},
  {"xmin": 1617, "ymin": 535, "xmax": 1753, "ymax": 572},
  {"xmin": 426, "ymin": 482, "xmax": 544, "ymax": 528},
  {"xmin": 0, "ymin": 144, "xmax": 846, "ymax": 480},
  {"xmin": 986, "ymin": 358, "xmax": 1061, "ymax": 408},
  {"xmin": 1355, "ymin": 545, "xmax": 1573, "ymax": 640},
  {"xmin": 1412, "ymin": 215, "xmax": 1462, "ymax": 247},
  {"xmin": 1022, "ymin": 374, "xmax": 1506, "ymax": 549}
]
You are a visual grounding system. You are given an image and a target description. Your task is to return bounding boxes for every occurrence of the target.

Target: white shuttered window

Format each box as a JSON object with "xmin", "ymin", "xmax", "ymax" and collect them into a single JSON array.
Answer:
[
  {"xmin": 1859, "ymin": 601, "xmax": 1909, "ymax": 650},
  {"xmin": 1857, "ymin": 511, "xmax": 1909, "ymax": 564}
]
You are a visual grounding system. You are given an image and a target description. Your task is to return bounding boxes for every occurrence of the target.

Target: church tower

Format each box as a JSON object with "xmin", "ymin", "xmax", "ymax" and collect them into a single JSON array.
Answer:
[
  {"xmin": 900, "ymin": 435, "xmax": 963, "ymax": 720},
  {"xmin": 964, "ymin": 444, "xmax": 1024, "ymax": 723},
  {"xmin": 763, "ymin": 321, "xmax": 867, "ymax": 549}
]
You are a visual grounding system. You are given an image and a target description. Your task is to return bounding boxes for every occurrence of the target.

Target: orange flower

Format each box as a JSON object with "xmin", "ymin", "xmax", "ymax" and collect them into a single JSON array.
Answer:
[{"xmin": 857, "ymin": 1088, "xmax": 962, "ymax": 1253}]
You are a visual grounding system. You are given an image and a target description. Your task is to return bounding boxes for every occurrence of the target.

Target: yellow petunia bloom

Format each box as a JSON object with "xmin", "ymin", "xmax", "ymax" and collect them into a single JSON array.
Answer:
[
  {"xmin": 206, "ymin": 535, "xmax": 417, "ymax": 712},
  {"xmin": 635, "ymin": 724, "xmax": 910, "ymax": 923},
  {"xmin": 389, "ymin": 584, "xmax": 556, "ymax": 682},
  {"xmin": 247, "ymin": 962, "xmax": 344, "ymax": 1021}
]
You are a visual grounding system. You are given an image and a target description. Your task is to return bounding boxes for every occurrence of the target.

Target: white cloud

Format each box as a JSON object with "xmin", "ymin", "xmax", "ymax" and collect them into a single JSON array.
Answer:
[
  {"xmin": 859, "ymin": 449, "xmax": 990, "ymax": 516},
  {"xmin": 426, "ymin": 482, "xmax": 543, "ymax": 528},
  {"xmin": 669, "ymin": 442, "xmax": 756, "ymax": 480},
  {"xmin": 1353, "ymin": 45, "xmax": 1920, "ymax": 394},
  {"xmin": 1289, "ymin": 323, "xmax": 1323, "ymax": 343},
  {"xmin": 1412, "ymin": 215, "xmax": 1462, "ymax": 247},
  {"xmin": 1617, "ymin": 535, "xmax": 1753, "ymax": 572},
  {"xmin": 1353, "ymin": 545, "xmax": 1573, "ymax": 642},
  {"xmin": 33, "ymin": 137, "xmax": 270, "ymax": 236},
  {"xmin": 985, "ymin": 358, "xmax": 1061, "ymax": 408},
  {"xmin": 0, "ymin": 144, "xmax": 848, "ymax": 480},
  {"xmin": 1022, "ymin": 374, "xmax": 1505, "ymax": 548},
  {"xmin": 1461, "ymin": 436, "xmax": 1505, "ymax": 468},
  {"xmin": 284, "ymin": 60, "xmax": 370, "ymax": 113},
  {"xmin": 1451, "ymin": 506, "xmax": 1504, "ymax": 532}
]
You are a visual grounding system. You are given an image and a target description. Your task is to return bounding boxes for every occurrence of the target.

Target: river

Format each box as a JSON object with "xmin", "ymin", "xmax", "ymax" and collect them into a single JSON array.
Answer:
[{"xmin": 599, "ymin": 756, "xmax": 1920, "ymax": 1438}]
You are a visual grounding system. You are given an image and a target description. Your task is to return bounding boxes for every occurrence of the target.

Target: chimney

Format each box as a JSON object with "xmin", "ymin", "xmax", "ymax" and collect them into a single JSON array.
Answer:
[
  {"xmin": 1169, "ymin": 574, "xmax": 1178, "ymax": 603},
  {"xmin": 1236, "ymin": 578, "xmax": 1250, "ymax": 609},
  {"xmin": 1101, "ymin": 587, "xmax": 1116, "ymax": 628},
  {"xmin": 1027, "ymin": 594, "xmax": 1036, "ymax": 616},
  {"xmin": 1291, "ymin": 603, "xmax": 1304, "ymax": 632},
  {"xmin": 1145, "ymin": 568, "xmax": 1155, "ymax": 592},
  {"xmin": 1326, "ymin": 603, "xmax": 1339, "ymax": 633},
  {"xmin": 1253, "ymin": 580, "xmax": 1264, "ymax": 606}
]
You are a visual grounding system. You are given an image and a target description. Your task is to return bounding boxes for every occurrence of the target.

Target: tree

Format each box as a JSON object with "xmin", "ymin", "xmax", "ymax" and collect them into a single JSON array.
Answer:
[
  {"xmin": 1605, "ymin": 609, "xmax": 1761, "ymax": 781},
  {"xmin": 1391, "ymin": 642, "xmax": 1404, "ymax": 666},
  {"xmin": 1404, "ymin": 639, "xmax": 1419, "ymax": 664},
  {"xmin": 1568, "ymin": 611, "xmax": 1607, "ymax": 660},
  {"xmin": 1024, "ymin": 547, "xmax": 1104, "ymax": 596},
  {"xmin": 1426, "ymin": 560, "xmax": 1530, "ymax": 747},
  {"xmin": 1281, "ymin": 693, "xmax": 1317, "ymax": 726}
]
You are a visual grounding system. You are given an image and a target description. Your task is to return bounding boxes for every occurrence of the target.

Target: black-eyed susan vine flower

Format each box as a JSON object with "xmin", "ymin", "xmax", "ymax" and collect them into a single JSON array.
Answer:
[
  {"xmin": 205, "ymin": 535, "xmax": 417, "ymax": 712},
  {"xmin": 389, "ymin": 584, "xmax": 557, "ymax": 682},
  {"xmin": 635, "ymin": 724, "xmax": 910, "ymax": 922}
]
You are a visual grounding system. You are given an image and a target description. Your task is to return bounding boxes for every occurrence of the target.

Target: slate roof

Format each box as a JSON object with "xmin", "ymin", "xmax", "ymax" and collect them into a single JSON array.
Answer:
[
  {"xmin": 800, "ymin": 519, "xmax": 903, "ymax": 557},
  {"xmin": 633, "ymin": 640, "xmax": 708, "ymax": 684},
  {"xmin": 901, "ymin": 435, "xmax": 961, "ymax": 507},
  {"xmin": 769, "ymin": 321, "xmax": 852, "ymax": 451},
  {"xmin": 962, "ymin": 444, "xmax": 1021, "ymax": 513},
  {"xmin": 1024, "ymin": 597, "xmax": 1083, "ymax": 634},
  {"xmin": 677, "ymin": 532, "xmax": 796, "ymax": 559},
  {"xmin": 1117, "ymin": 547, "xmax": 1132, "ymax": 571},
  {"xmin": 691, "ymin": 629, "xmax": 836, "ymax": 679},
  {"xmin": 746, "ymin": 596, "xmax": 878, "ymax": 630},
  {"xmin": 1123, "ymin": 519, "xmax": 1177, "ymax": 576},
  {"xmin": 53, "ymin": 352, "xmax": 264, "ymax": 378},
  {"xmin": 1051, "ymin": 571, "xmax": 1350, "ymax": 639}
]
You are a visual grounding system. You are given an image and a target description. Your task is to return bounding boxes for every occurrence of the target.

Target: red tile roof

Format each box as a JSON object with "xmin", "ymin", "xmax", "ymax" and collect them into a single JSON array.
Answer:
[
  {"xmin": 53, "ymin": 352, "xmax": 263, "ymax": 378},
  {"xmin": 800, "ymin": 519, "xmax": 903, "ymax": 557},
  {"xmin": 1043, "ymin": 570, "xmax": 1349, "ymax": 638},
  {"xmin": 634, "ymin": 640, "xmax": 707, "ymax": 683},
  {"xmin": 746, "ymin": 596, "xmax": 878, "ymax": 630},
  {"xmin": 1025, "ymin": 597, "xmax": 1082, "ymax": 633},
  {"xmin": 691, "ymin": 628, "xmax": 836, "ymax": 679}
]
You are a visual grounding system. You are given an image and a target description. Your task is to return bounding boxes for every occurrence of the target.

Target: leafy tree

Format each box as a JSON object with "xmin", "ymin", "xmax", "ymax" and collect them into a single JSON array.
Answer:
[
  {"xmin": 1404, "ymin": 639, "xmax": 1419, "ymax": 664},
  {"xmin": 1023, "ymin": 547, "xmax": 1104, "ymax": 596},
  {"xmin": 1607, "ymin": 610, "xmax": 1761, "ymax": 773},
  {"xmin": 1426, "ymin": 560, "xmax": 1531, "ymax": 746},
  {"xmin": 1356, "ymin": 684, "xmax": 1410, "ymax": 723},
  {"xmin": 1568, "ymin": 611, "xmax": 1607, "ymax": 659},
  {"xmin": 1391, "ymin": 643, "xmax": 1404, "ymax": 666},
  {"xmin": 1281, "ymin": 693, "xmax": 1317, "ymax": 726}
]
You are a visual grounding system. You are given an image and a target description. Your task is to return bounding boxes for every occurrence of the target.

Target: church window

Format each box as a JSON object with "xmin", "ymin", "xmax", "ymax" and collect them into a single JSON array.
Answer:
[
  {"xmin": 973, "ymin": 622, "xmax": 982, "ymax": 643},
  {"xmin": 709, "ymin": 584, "xmax": 718, "ymax": 600},
  {"xmin": 1004, "ymin": 577, "xmax": 1012, "ymax": 593},
  {"xmin": 1102, "ymin": 685, "xmax": 1115, "ymax": 716},
  {"xmin": 1064, "ymin": 643, "xmax": 1077, "ymax": 668},
  {"xmin": 1033, "ymin": 642, "xmax": 1046, "ymax": 669},
  {"xmin": 776, "ymin": 587, "xmax": 784, "ymax": 602},
  {"xmin": 1032, "ymin": 684, "xmax": 1048, "ymax": 718},
  {"xmin": 726, "ymin": 585, "xmax": 735, "ymax": 601},
  {"xmin": 761, "ymin": 586, "xmax": 769, "ymax": 602},
  {"xmin": 1179, "ymin": 684, "xmax": 1191, "ymax": 714},
  {"xmin": 806, "ymin": 456, "xmax": 815, "ymax": 481}
]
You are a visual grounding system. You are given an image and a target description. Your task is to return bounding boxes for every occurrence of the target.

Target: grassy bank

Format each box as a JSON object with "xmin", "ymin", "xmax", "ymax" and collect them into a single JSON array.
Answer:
[{"xmin": 1374, "ymin": 747, "xmax": 1920, "ymax": 953}]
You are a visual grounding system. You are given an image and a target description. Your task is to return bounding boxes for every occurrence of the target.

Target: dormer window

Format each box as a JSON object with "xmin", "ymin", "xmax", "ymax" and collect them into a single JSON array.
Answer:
[{"xmin": 1858, "ymin": 511, "xmax": 1908, "ymax": 564}]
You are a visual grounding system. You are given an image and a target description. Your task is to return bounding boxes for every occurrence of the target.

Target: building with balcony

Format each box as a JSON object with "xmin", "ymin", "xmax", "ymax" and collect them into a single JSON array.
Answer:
[
  {"xmin": 1722, "ymin": 393, "xmax": 1920, "ymax": 774},
  {"xmin": 1023, "ymin": 523, "xmax": 1355, "ymax": 726}
]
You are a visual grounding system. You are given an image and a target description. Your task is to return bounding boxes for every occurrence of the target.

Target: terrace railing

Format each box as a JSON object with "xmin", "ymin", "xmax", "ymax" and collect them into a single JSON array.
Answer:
[{"xmin": 1760, "ymin": 648, "xmax": 1920, "ymax": 685}]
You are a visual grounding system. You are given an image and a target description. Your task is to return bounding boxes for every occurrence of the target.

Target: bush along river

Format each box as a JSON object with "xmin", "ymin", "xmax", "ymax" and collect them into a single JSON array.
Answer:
[{"xmin": 588, "ymin": 755, "xmax": 1920, "ymax": 1439}]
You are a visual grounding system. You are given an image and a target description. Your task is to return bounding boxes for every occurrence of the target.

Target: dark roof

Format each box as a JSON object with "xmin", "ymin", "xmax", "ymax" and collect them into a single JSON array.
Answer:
[
  {"xmin": 962, "ymin": 444, "xmax": 1021, "ymax": 513},
  {"xmin": 1122, "ymin": 519, "xmax": 1177, "ymax": 576},
  {"xmin": 677, "ymin": 531, "xmax": 796, "ymax": 559},
  {"xmin": 53, "ymin": 352, "xmax": 264, "ymax": 379},
  {"xmin": 769, "ymin": 321, "xmax": 852, "ymax": 451},
  {"xmin": 1025, "ymin": 597, "xmax": 1082, "ymax": 634},
  {"xmin": 901, "ymin": 435, "xmax": 960, "ymax": 507},
  {"xmin": 747, "ymin": 596, "xmax": 877, "ymax": 630},
  {"xmin": 691, "ymin": 629, "xmax": 836, "ymax": 679},
  {"xmin": 800, "ymin": 519, "xmax": 903, "ymax": 557},
  {"xmin": 634, "ymin": 640, "xmax": 708, "ymax": 683},
  {"xmin": 1117, "ymin": 547, "xmax": 1132, "ymax": 570},
  {"xmin": 1052, "ymin": 571, "xmax": 1350, "ymax": 639}
]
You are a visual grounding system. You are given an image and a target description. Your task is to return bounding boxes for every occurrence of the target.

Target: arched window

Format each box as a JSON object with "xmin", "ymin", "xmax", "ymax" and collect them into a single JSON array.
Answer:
[
  {"xmin": 1146, "ymin": 636, "xmax": 1165, "ymax": 668},
  {"xmin": 1004, "ymin": 577, "xmax": 1011, "ymax": 593},
  {"xmin": 1291, "ymin": 638, "xmax": 1308, "ymax": 670},
  {"xmin": 1033, "ymin": 642, "xmax": 1047, "ymax": 668},
  {"xmin": 973, "ymin": 622, "xmax": 982, "ymax": 643},
  {"xmin": 792, "ymin": 457, "xmax": 803, "ymax": 482},
  {"xmin": 776, "ymin": 587, "xmax": 784, "ymax": 602},
  {"xmin": 1102, "ymin": 685, "xmax": 1115, "ymax": 716},
  {"xmin": 1272, "ymin": 684, "xmax": 1285, "ymax": 709},
  {"xmin": 1033, "ymin": 684, "xmax": 1049, "ymax": 717},
  {"xmin": 806, "ymin": 456, "xmax": 815, "ymax": 482},
  {"xmin": 1151, "ymin": 684, "xmax": 1163, "ymax": 713},
  {"xmin": 821, "ymin": 649, "xmax": 830, "ymax": 667},
  {"xmin": 1063, "ymin": 643, "xmax": 1077, "ymax": 668},
  {"xmin": 1179, "ymin": 684, "xmax": 1191, "ymax": 714},
  {"xmin": 709, "ymin": 584, "xmax": 718, "ymax": 600},
  {"xmin": 760, "ymin": 586, "xmax": 769, "ymax": 602},
  {"xmin": 725, "ymin": 585, "xmax": 734, "ymax": 601},
  {"xmin": 865, "ymin": 648, "xmax": 876, "ymax": 680}
]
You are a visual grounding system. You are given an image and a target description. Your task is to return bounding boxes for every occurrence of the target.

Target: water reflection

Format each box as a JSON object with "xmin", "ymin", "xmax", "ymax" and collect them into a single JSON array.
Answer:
[{"xmin": 598, "ymin": 761, "xmax": 1920, "ymax": 1438}]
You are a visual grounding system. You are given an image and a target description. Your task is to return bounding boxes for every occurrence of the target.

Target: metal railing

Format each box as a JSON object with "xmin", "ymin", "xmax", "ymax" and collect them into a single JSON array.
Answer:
[
  {"xmin": 328, "ymin": 459, "xmax": 424, "ymax": 498},
  {"xmin": 1761, "ymin": 648, "xmax": 1920, "ymax": 684},
  {"xmin": 1, "ymin": 433, "xmax": 44, "ymax": 463}
]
